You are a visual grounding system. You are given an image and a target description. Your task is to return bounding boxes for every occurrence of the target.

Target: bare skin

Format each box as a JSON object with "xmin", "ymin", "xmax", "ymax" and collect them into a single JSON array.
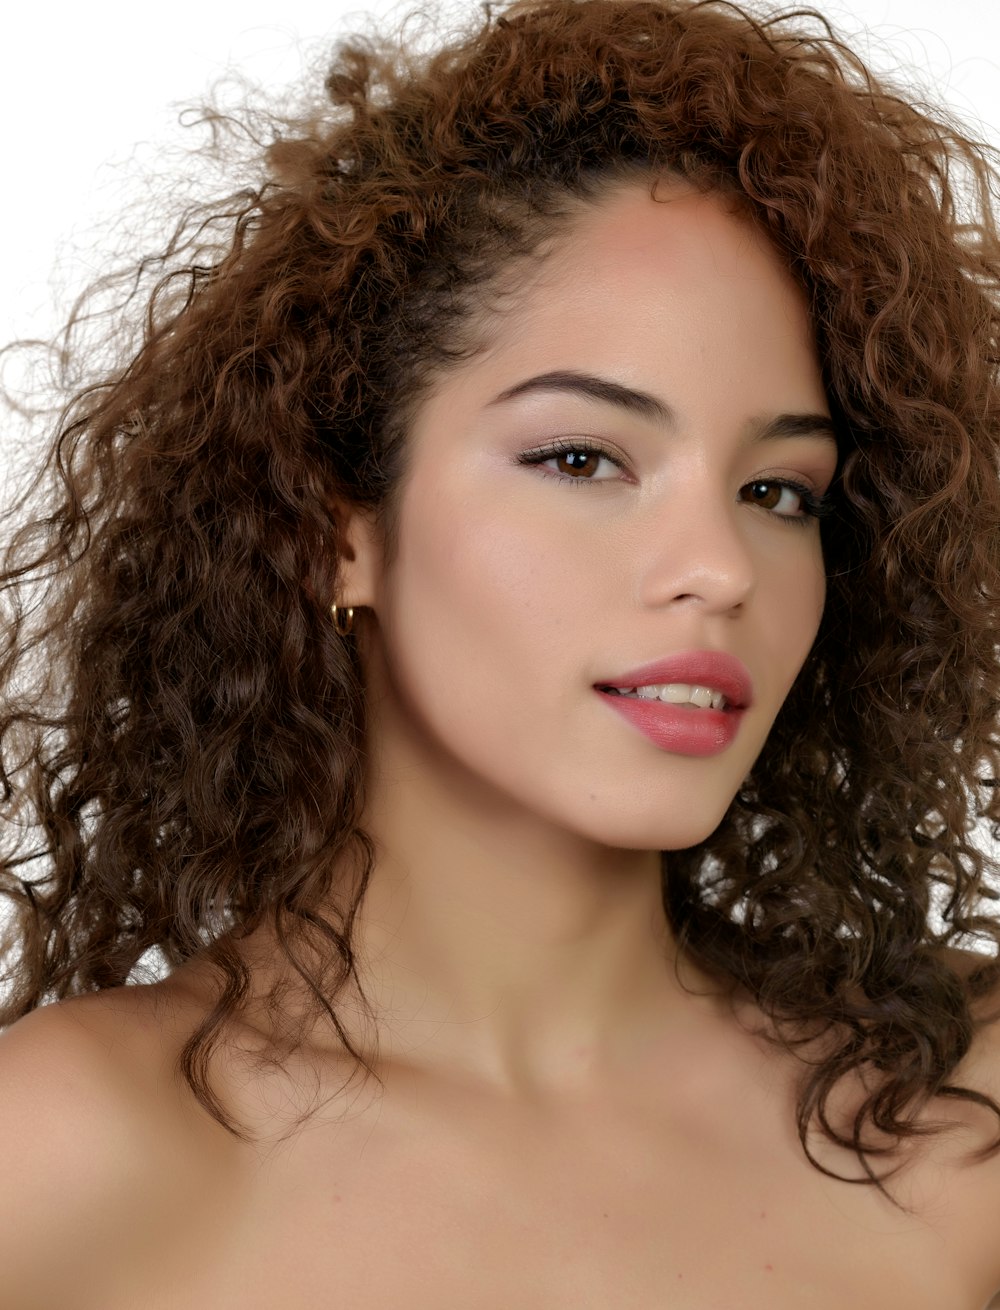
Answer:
[
  {"xmin": 3, "ymin": 179, "xmax": 1000, "ymax": 1308},
  {"xmin": 6, "ymin": 956, "xmax": 1000, "ymax": 1309}
]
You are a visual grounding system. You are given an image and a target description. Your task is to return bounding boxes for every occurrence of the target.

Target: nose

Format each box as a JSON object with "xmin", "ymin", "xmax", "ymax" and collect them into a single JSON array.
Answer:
[{"xmin": 636, "ymin": 481, "xmax": 756, "ymax": 616}]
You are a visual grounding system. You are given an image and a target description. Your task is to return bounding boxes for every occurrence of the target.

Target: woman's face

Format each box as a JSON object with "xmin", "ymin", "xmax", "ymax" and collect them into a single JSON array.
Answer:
[{"xmin": 357, "ymin": 179, "xmax": 836, "ymax": 851}]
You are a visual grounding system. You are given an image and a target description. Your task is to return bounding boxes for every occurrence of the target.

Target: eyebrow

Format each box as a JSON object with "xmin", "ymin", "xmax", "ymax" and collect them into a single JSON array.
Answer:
[{"xmin": 487, "ymin": 369, "xmax": 838, "ymax": 446}]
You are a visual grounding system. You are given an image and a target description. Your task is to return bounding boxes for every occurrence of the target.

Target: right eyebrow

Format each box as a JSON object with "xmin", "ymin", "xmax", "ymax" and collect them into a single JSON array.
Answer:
[{"xmin": 486, "ymin": 370, "xmax": 675, "ymax": 426}]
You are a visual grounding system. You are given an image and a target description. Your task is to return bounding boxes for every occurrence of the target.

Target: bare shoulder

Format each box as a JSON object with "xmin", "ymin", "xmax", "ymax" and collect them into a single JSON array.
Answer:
[
  {"xmin": 0, "ymin": 974, "xmax": 221, "ymax": 1138},
  {"xmin": 926, "ymin": 947, "xmax": 1000, "ymax": 1282},
  {"xmin": 0, "ymin": 980, "xmax": 235, "ymax": 1308},
  {"xmin": 928, "ymin": 944, "xmax": 1000, "ymax": 1092}
]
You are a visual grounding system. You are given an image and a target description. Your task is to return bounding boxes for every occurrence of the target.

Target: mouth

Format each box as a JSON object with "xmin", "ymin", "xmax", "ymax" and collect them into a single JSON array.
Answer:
[
  {"xmin": 593, "ymin": 650, "xmax": 753, "ymax": 712},
  {"xmin": 593, "ymin": 683, "xmax": 747, "ymax": 757},
  {"xmin": 595, "ymin": 683, "xmax": 731, "ymax": 711}
]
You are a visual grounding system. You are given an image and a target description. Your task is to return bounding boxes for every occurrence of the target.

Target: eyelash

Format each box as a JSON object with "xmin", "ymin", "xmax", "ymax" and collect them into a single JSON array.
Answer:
[{"xmin": 517, "ymin": 439, "xmax": 835, "ymax": 525}]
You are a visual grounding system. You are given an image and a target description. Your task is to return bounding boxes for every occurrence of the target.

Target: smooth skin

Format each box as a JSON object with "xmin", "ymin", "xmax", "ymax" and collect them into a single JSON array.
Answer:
[{"xmin": 2, "ymin": 180, "xmax": 1000, "ymax": 1309}]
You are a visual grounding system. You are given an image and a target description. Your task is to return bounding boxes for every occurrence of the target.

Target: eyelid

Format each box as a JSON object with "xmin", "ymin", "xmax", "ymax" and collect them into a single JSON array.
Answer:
[
  {"xmin": 741, "ymin": 478, "xmax": 835, "ymax": 523},
  {"xmin": 747, "ymin": 462, "xmax": 837, "ymax": 513},
  {"xmin": 516, "ymin": 437, "xmax": 629, "ymax": 481}
]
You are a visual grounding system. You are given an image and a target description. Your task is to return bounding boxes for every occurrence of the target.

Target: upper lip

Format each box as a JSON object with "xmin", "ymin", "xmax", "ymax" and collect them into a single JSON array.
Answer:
[{"xmin": 595, "ymin": 650, "xmax": 754, "ymax": 709}]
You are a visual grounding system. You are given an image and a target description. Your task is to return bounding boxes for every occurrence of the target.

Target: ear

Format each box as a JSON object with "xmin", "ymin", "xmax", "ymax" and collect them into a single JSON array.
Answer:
[{"xmin": 332, "ymin": 498, "xmax": 383, "ymax": 610}]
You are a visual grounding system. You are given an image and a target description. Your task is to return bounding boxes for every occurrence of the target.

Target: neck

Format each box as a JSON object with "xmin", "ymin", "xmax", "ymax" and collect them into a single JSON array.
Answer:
[{"xmin": 335, "ymin": 673, "xmax": 697, "ymax": 1100}]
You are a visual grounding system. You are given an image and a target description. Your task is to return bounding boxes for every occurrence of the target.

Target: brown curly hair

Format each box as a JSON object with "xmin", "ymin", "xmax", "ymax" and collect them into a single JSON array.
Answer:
[{"xmin": 2, "ymin": 0, "xmax": 1000, "ymax": 1191}]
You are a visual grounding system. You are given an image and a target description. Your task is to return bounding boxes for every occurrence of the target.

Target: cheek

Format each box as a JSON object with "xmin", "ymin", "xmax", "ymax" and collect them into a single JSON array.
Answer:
[
  {"xmin": 401, "ymin": 505, "xmax": 541, "ymax": 634},
  {"xmin": 765, "ymin": 543, "xmax": 826, "ymax": 689},
  {"xmin": 392, "ymin": 452, "xmax": 600, "ymax": 649},
  {"xmin": 381, "ymin": 474, "xmax": 568, "ymax": 727}
]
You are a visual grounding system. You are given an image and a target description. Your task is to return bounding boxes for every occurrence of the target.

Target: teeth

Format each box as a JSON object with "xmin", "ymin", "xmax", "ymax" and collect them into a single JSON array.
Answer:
[
  {"xmin": 607, "ymin": 683, "xmax": 728, "ymax": 709},
  {"xmin": 646, "ymin": 683, "xmax": 689, "ymax": 703}
]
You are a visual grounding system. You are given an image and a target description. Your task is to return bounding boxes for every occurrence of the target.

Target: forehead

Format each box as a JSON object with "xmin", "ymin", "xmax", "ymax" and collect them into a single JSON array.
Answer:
[
  {"xmin": 534, "ymin": 179, "xmax": 808, "ymax": 336},
  {"xmin": 554, "ymin": 178, "xmax": 765, "ymax": 268},
  {"xmin": 421, "ymin": 178, "xmax": 826, "ymax": 426}
]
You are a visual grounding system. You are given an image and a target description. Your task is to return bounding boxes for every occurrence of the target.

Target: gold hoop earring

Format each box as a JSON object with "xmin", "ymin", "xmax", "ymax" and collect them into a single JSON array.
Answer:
[{"xmin": 331, "ymin": 603, "xmax": 355, "ymax": 637}]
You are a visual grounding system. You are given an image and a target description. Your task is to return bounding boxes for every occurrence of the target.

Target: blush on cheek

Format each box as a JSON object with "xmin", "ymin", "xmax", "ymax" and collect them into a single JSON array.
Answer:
[{"xmin": 389, "ymin": 508, "xmax": 525, "ymax": 699}]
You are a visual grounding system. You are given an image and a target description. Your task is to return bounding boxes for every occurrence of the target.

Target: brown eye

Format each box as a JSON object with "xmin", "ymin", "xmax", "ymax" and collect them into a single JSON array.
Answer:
[
  {"xmin": 740, "ymin": 480, "xmax": 807, "ymax": 517},
  {"xmin": 745, "ymin": 481, "xmax": 783, "ymax": 509},
  {"xmin": 555, "ymin": 449, "xmax": 602, "ymax": 477},
  {"xmin": 519, "ymin": 441, "xmax": 625, "ymax": 485}
]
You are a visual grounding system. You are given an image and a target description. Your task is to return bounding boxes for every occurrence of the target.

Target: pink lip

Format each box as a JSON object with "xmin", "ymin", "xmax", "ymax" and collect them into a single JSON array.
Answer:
[
  {"xmin": 595, "ymin": 690, "xmax": 746, "ymax": 757},
  {"xmin": 594, "ymin": 650, "xmax": 753, "ymax": 709}
]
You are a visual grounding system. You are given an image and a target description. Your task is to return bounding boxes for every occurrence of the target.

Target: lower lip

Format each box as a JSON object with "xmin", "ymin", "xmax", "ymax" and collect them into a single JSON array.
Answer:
[{"xmin": 595, "ymin": 689, "xmax": 746, "ymax": 757}]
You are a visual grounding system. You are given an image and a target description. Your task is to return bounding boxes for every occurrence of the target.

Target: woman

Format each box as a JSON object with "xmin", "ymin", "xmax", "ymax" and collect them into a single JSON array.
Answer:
[{"xmin": 1, "ymin": 0, "xmax": 999, "ymax": 1304}]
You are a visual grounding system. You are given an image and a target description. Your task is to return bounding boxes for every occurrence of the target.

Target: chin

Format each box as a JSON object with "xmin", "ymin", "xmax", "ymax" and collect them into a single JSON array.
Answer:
[{"xmin": 569, "ymin": 801, "xmax": 733, "ymax": 854}]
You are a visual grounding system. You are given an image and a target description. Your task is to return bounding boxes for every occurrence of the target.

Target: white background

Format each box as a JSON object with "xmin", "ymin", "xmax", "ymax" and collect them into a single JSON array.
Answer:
[{"xmin": 1, "ymin": 0, "xmax": 999, "ymax": 374}]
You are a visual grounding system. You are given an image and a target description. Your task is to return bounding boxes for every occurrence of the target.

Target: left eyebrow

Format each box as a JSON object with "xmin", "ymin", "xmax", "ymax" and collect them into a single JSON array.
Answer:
[
  {"xmin": 750, "ymin": 412, "xmax": 838, "ymax": 447},
  {"xmin": 486, "ymin": 369, "xmax": 838, "ymax": 447}
]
